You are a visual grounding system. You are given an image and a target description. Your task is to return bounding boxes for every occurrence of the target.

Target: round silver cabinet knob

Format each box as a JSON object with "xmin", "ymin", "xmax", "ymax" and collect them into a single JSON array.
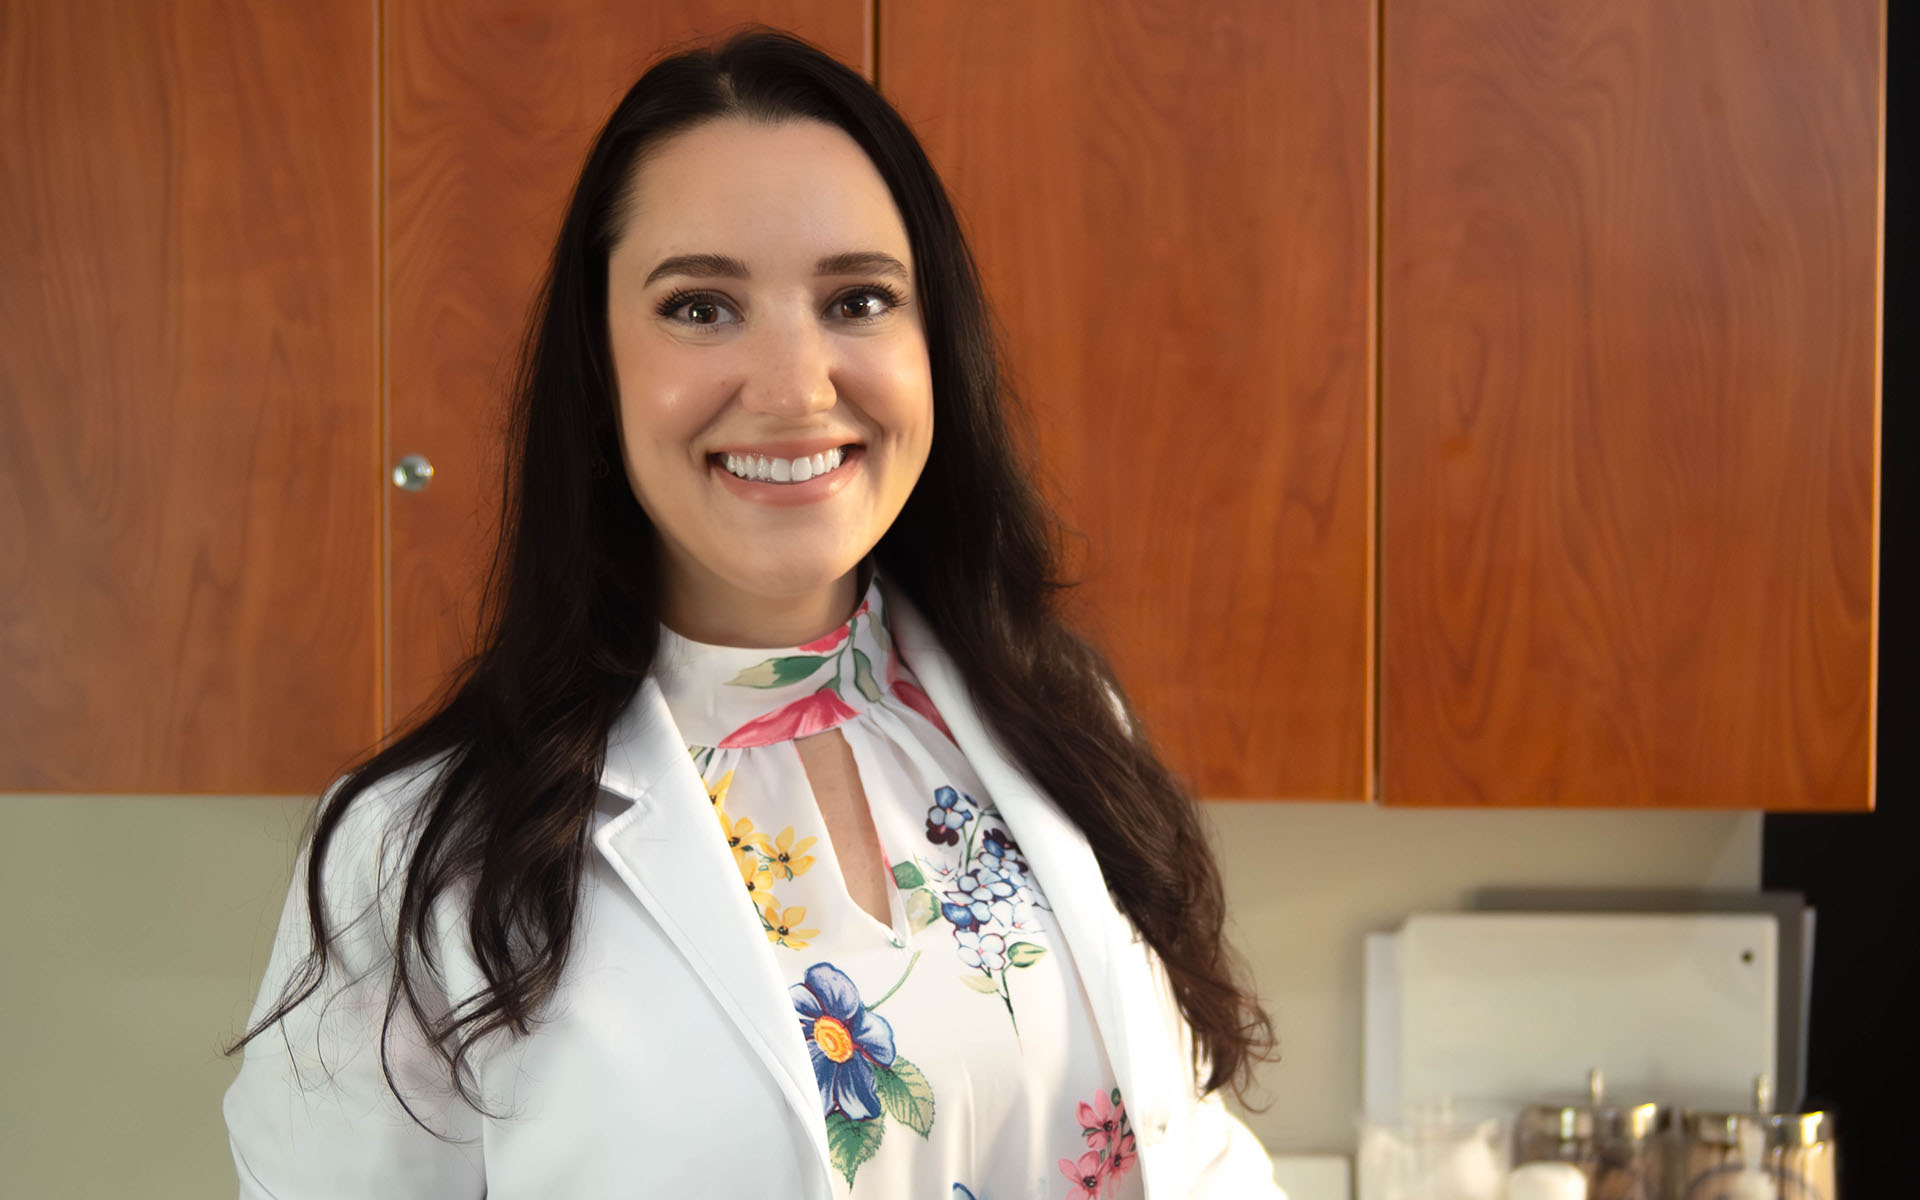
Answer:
[{"xmin": 392, "ymin": 454, "xmax": 435, "ymax": 492}]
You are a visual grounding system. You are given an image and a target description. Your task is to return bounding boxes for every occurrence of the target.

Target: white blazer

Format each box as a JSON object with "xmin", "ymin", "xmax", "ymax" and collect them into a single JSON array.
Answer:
[{"xmin": 224, "ymin": 591, "xmax": 1283, "ymax": 1198}]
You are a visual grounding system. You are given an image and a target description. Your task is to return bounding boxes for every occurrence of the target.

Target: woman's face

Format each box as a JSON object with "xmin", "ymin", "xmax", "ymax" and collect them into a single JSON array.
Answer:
[{"xmin": 605, "ymin": 117, "xmax": 933, "ymax": 634}]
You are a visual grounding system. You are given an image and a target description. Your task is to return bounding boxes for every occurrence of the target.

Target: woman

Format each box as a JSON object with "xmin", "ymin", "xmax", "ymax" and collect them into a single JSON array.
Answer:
[{"xmin": 225, "ymin": 28, "xmax": 1281, "ymax": 1200}]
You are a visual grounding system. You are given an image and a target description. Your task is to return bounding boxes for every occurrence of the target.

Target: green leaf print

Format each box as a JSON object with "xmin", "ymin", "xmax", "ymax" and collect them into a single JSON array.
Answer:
[
  {"xmin": 905, "ymin": 888, "xmax": 940, "ymax": 933},
  {"xmin": 891, "ymin": 860, "xmax": 926, "ymax": 889},
  {"xmin": 825, "ymin": 1111, "xmax": 885, "ymax": 1186},
  {"xmin": 873, "ymin": 1055, "xmax": 936, "ymax": 1137},
  {"xmin": 727, "ymin": 654, "xmax": 830, "ymax": 689},
  {"xmin": 1006, "ymin": 941, "xmax": 1048, "ymax": 969},
  {"xmin": 853, "ymin": 647, "xmax": 882, "ymax": 702},
  {"xmin": 960, "ymin": 972, "xmax": 1001, "ymax": 995}
]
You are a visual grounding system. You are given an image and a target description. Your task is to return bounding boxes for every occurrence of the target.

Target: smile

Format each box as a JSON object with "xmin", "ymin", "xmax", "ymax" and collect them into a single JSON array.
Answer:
[
  {"xmin": 707, "ymin": 442, "xmax": 867, "ymax": 507},
  {"xmin": 721, "ymin": 446, "xmax": 850, "ymax": 484}
]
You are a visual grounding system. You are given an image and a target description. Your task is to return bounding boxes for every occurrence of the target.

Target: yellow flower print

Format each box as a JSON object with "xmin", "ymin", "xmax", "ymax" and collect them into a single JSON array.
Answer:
[
  {"xmin": 737, "ymin": 851, "xmax": 776, "ymax": 905},
  {"xmin": 760, "ymin": 901, "xmax": 820, "ymax": 949},
  {"xmin": 717, "ymin": 807, "xmax": 770, "ymax": 861},
  {"xmin": 764, "ymin": 826, "xmax": 818, "ymax": 880},
  {"xmin": 705, "ymin": 769, "xmax": 735, "ymax": 809}
]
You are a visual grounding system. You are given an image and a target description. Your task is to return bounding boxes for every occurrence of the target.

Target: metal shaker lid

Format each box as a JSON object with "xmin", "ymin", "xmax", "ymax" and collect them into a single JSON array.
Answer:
[
  {"xmin": 1679, "ymin": 1110, "xmax": 1835, "ymax": 1147},
  {"xmin": 1679, "ymin": 1074, "xmax": 1836, "ymax": 1147},
  {"xmin": 1517, "ymin": 1068, "xmax": 1667, "ymax": 1144}
]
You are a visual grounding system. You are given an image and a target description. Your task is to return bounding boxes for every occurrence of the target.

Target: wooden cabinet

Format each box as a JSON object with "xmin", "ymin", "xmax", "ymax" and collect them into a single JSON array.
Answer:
[
  {"xmin": 883, "ymin": 0, "xmax": 1880, "ymax": 807},
  {"xmin": 1380, "ymin": 0, "xmax": 1882, "ymax": 808},
  {"xmin": 1, "ymin": 2, "xmax": 380, "ymax": 792},
  {"xmin": 880, "ymin": 1, "xmax": 1376, "ymax": 801},
  {"xmin": 5, "ymin": 3, "xmax": 1881, "ymax": 808},
  {"xmin": 1, "ymin": 2, "xmax": 865, "ymax": 793}
]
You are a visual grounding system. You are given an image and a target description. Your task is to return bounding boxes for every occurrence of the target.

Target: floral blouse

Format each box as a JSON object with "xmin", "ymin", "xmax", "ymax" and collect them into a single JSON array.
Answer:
[{"xmin": 652, "ymin": 574, "xmax": 1144, "ymax": 1200}]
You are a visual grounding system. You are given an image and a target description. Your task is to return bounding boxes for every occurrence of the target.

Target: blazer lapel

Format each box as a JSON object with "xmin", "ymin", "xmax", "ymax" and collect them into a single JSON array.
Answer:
[
  {"xmin": 592, "ymin": 678, "xmax": 833, "ymax": 1196},
  {"xmin": 886, "ymin": 590, "xmax": 1174, "ymax": 1124}
]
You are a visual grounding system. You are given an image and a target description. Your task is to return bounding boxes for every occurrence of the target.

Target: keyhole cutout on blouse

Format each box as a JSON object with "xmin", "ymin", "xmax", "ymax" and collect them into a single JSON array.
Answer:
[{"xmin": 794, "ymin": 726, "xmax": 893, "ymax": 928}]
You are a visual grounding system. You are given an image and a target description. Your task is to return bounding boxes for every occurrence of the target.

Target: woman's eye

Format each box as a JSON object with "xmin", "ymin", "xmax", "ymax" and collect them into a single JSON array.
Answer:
[
  {"xmin": 656, "ymin": 291, "xmax": 739, "ymax": 328},
  {"xmin": 835, "ymin": 286, "xmax": 903, "ymax": 321},
  {"xmin": 655, "ymin": 286, "xmax": 901, "ymax": 329},
  {"xmin": 680, "ymin": 299, "xmax": 738, "ymax": 326}
]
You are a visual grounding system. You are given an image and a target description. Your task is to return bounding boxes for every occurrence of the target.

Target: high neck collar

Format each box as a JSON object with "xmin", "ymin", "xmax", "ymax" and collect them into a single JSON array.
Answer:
[{"xmin": 653, "ymin": 575, "xmax": 901, "ymax": 749}]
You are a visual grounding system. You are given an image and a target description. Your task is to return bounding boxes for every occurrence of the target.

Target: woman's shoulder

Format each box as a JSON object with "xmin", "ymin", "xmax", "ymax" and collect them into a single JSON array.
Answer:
[
  {"xmin": 330, "ymin": 748, "xmax": 454, "ymax": 837},
  {"xmin": 308, "ymin": 749, "xmax": 460, "ymax": 919}
]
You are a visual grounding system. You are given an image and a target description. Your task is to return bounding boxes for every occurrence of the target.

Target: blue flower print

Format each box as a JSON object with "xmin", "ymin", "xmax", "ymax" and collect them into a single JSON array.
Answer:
[
  {"xmin": 901, "ymin": 800, "xmax": 1055, "ymax": 1038},
  {"xmin": 925, "ymin": 785, "xmax": 974, "ymax": 846},
  {"xmin": 978, "ymin": 826, "xmax": 1028, "ymax": 878},
  {"xmin": 941, "ymin": 868, "xmax": 1018, "ymax": 933},
  {"xmin": 791, "ymin": 962, "xmax": 897, "ymax": 1121},
  {"xmin": 955, "ymin": 930, "xmax": 1008, "ymax": 972},
  {"xmin": 939, "ymin": 897, "xmax": 980, "ymax": 931}
]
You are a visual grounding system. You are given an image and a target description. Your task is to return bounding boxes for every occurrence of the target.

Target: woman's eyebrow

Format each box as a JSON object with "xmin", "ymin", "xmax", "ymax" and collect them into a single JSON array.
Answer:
[
  {"xmin": 644, "ymin": 250, "xmax": 909, "ymax": 286},
  {"xmin": 814, "ymin": 251, "xmax": 908, "ymax": 280},
  {"xmin": 645, "ymin": 253, "xmax": 748, "ymax": 286}
]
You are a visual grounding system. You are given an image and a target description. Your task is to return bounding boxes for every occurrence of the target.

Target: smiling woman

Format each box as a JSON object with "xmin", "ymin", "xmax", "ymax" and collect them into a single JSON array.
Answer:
[
  {"xmin": 222, "ymin": 26, "xmax": 1280, "ymax": 1200},
  {"xmin": 607, "ymin": 118, "xmax": 933, "ymax": 645}
]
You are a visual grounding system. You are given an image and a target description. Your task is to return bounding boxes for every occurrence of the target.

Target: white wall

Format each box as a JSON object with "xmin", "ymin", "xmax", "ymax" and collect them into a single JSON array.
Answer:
[
  {"xmin": 0, "ymin": 794, "xmax": 1758, "ymax": 1196},
  {"xmin": 0, "ymin": 794, "xmax": 315, "ymax": 1200},
  {"xmin": 1205, "ymin": 802, "xmax": 1762, "ymax": 1152}
]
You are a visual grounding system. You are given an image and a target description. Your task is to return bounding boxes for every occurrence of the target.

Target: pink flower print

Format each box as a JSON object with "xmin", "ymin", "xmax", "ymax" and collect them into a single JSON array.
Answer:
[
  {"xmin": 798, "ymin": 625, "xmax": 850, "ymax": 654},
  {"xmin": 894, "ymin": 679, "xmax": 954, "ymax": 741},
  {"xmin": 1079, "ymin": 1089, "xmax": 1125, "ymax": 1154},
  {"xmin": 797, "ymin": 626, "xmax": 849, "ymax": 653},
  {"xmin": 1106, "ymin": 1132, "xmax": 1138, "ymax": 1179},
  {"xmin": 886, "ymin": 647, "xmax": 955, "ymax": 742},
  {"xmin": 1064, "ymin": 1087, "xmax": 1136, "ymax": 1196},
  {"xmin": 719, "ymin": 687, "xmax": 859, "ymax": 748},
  {"xmin": 1058, "ymin": 1151, "xmax": 1105, "ymax": 1200}
]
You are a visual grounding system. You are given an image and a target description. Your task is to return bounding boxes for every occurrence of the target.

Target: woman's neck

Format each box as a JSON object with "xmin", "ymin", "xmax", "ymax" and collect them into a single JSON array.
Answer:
[{"xmin": 659, "ymin": 559, "xmax": 870, "ymax": 649}]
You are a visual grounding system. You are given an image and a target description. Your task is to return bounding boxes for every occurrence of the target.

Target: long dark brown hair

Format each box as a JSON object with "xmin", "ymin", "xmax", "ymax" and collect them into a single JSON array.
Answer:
[{"xmin": 232, "ymin": 26, "xmax": 1272, "ymax": 1123}]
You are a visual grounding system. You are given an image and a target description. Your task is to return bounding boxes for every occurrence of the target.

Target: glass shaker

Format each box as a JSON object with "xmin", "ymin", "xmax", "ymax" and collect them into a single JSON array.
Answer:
[
  {"xmin": 1676, "ymin": 1075, "xmax": 1836, "ymax": 1200},
  {"xmin": 1515, "ymin": 1069, "xmax": 1667, "ymax": 1200}
]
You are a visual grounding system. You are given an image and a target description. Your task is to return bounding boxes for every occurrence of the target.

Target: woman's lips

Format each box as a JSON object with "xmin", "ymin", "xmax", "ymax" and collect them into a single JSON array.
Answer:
[
  {"xmin": 708, "ymin": 437, "xmax": 855, "ymax": 460},
  {"xmin": 709, "ymin": 444, "xmax": 865, "ymax": 506}
]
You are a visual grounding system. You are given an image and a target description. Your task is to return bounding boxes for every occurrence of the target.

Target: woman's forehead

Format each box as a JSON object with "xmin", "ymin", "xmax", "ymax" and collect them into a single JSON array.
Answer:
[{"xmin": 618, "ymin": 117, "xmax": 911, "ymax": 272}]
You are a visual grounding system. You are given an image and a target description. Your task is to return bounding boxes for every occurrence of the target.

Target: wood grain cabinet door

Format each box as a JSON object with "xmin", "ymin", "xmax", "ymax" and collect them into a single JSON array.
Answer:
[
  {"xmin": 880, "ymin": 1, "xmax": 1376, "ymax": 800},
  {"xmin": 1381, "ymin": 0, "xmax": 1883, "ymax": 808},
  {"xmin": 1, "ymin": 2, "xmax": 380, "ymax": 793},
  {"xmin": 383, "ymin": 1, "xmax": 871, "ymax": 727}
]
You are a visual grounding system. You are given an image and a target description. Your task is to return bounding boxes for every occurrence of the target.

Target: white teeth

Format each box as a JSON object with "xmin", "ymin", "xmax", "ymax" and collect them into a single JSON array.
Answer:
[{"xmin": 720, "ymin": 446, "xmax": 853, "ymax": 483}]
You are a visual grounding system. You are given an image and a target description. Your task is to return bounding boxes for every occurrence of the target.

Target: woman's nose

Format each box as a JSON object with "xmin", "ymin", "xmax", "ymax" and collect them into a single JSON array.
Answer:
[{"xmin": 739, "ymin": 317, "xmax": 835, "ymax": 417}]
